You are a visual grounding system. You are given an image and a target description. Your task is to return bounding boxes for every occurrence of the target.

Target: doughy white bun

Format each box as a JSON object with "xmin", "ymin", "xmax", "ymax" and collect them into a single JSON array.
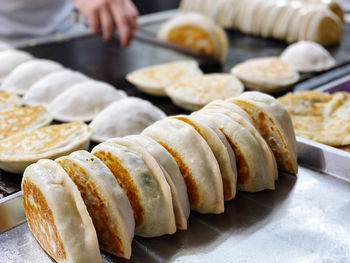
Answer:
[
  {"xmin": 90, "ymin": 97, "xmax": 166, "ymax": 143},
  {"xmin": 92, "ymin": 140, "xmax": 176, "ymax": 237},
  {"xmin": 56, "ymin": 151, "xmax": 135, "ymax": 258},
  {"xmin": 23, "ymin": 70, "xmax": 89, "ymax": 106},
  {"xmin": 48, "ymin": 80, "xmax": 127, "ymax": 122},
  {"xmin": 0, "ymin": 41, "xmax": 13, "ymax": 51},
  {"xmin": 281, "ymin": 41, "xmax": 335, "ymax": 72},
  {"xmin": 124, "ymin": 134, "xmax": 190, "ymax": 229},
  {"xmin": 192, "ymin": 110, "xmax": 276, "ymax": 192},
  {"xmin": 0, "ymin": 59, "xmax": 63, "ymax": 95},
  {"xmin": 230, "ymin": 91, "xmax": 298, "ymax": 174},
  {"xmin": 142, "ymin": 118, "xmax": 224, "ymax": 214},
  {"xmin": 22, "ymin": 159, "xmax": 102, "ymax": 263},
  {"xmin": 172, "ymin": 114, "xmax": 237, "ymax": 200},
  {"xmin": 0, "ymin": 50, "xmax": 33, "ymax": 83}
]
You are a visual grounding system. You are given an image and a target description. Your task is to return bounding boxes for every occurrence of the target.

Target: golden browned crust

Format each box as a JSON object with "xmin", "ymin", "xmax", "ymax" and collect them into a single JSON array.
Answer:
[
  {"xmin": 317, "ymin": 14, "xmax": 342, "ymax": 46},
  {"xmin": 93, "ymin": 150, "xmax": 144, "ymax": 227},
  {"xmin": 221, "ymin": 129, "xmax": 250, "ymax": 186},
  {"xmin": 222, "ymin": 178, "xmax": 233, "ymax": 200},
  {"xmin": 175, "ymin": 117, "xmax": 202, "ymax": 135},
  {"xmin": 329, "ymin": 2, "xmax": 344, "ymax": 22},
  {"xmin": 278, "ymin": 90, "xmax": 332, "ymax": 116},
  {"xmin": 22, "ymin": 178, "xmax": 66, "ymax": 261},
  {"xmin": 0, "ymin": 106, "xmax": 46, "ymax": 138},
  {"xmin": 167, "ymin": 25, "xmax": 215, "ymax": 56},
  {"xmin": 57, "ymin": 159, "xmax": 124, "ymax": 256},
  {"xmin": 175, "ymin": 116, "xmax": 233, "ymax": 200},
  {"xmin": 0, "ymin": 91, "xmax": 11, "ymax": 102},
  {"xmin": 156, "ymin": 141, "xmax": 200, "ymax": 207},
  {"xmin": 0, "ymin": 121, "xmax": 86, "ymax": 154},
  {"xmin": 279, "ymin": 90, "xmax": 350, "ymax": 149},
  {"xmin": 238, "ymin": 102, "xmax": 296, "ymax": 173},
  {"xmin": 233, "ymin": 57, "xmax": 293, "ymax": 79}
]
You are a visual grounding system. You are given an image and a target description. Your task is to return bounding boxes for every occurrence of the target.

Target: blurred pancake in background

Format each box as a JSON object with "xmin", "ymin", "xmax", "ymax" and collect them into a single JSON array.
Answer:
[
  {"xmin": 126, "ymin": 60, "xmax": 202, "ymax": 96},
  {"xmin": 165, "ymin": 73, "xmax": 243, "ymax": 111},
  {"xmin": 0, "ymin": 121, "xmax": 91, "ymax": 173},
  {"xmin": 231, "ymin": 57, "xmax": 299, "ymax": 94},
  {"xmin": 0, "ymin": 105, "xmax": 52, "ymax": 139}
]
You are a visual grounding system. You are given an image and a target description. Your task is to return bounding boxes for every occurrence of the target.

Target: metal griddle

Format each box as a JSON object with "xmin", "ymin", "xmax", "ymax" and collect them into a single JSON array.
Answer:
[
  {"xmin": 1, "ymin": 9, "xmax": 350, "ymax": 263},
  {"xmin": 1, "ymin": 168, "xmax": 350, "ymax": 262}
]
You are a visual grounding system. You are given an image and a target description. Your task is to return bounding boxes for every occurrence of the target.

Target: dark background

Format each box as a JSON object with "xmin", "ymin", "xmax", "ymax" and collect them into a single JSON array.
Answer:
[{"xmin": 133, "ymin": 0, "xmax": 181, "ymax": 15}]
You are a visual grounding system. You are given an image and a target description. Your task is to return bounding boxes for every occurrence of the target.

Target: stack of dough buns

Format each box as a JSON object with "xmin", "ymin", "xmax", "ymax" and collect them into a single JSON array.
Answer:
[
  {"xmin": 180, "ymin": 0, "xmax": 344, "ymax": 45},
  {"xmin": 0, "ymin": 45, "xmax": 166, "ymax": 174},
  {"xmin": 22, "ymin": 91, "xmax": 298, "ymax": 261}
]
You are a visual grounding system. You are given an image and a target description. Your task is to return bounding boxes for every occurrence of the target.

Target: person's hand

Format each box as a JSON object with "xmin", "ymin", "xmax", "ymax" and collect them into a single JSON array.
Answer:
[{"xmin": 73, "ymin": 0, "xmax": 139, "ymax": 46}]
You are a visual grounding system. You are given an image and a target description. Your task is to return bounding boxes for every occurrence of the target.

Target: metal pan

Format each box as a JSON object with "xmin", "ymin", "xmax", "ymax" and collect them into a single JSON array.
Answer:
[
  {"xmin": 1, "ymin": 166, "xmax": 350, "ymax": 262},
  {"xmin": 297, "ymin": 136, "xmax": 350, "ymax": 182},
  {"xmin": 0, "ymin": 191, "xmax": 25, "ymax": 234}
]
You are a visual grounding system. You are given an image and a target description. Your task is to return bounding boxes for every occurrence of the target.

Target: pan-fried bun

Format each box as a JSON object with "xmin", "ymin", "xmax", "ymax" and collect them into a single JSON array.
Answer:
[
  {"xmin": 0, "ymin": 59, "xmax": 63, "ymax": 95},
  {"xmin": 23, "ymin": 70, "xmax": 88, "ymax": 106},
  {"xmin": 281, "ymin": 41, "xmax": 336, "ymax": 72},
  {"xmin": 203, "ymin": 100, "xmax": 254, "ymax": 125},
  {"xmin": 305, "ymin": 8, "xmax": 342, "ymax": 46},
  {"xmin": 56, "ymin": 151, "xmax": 134, "ymax": 259},
  {"xmin": 192, "ymin": 111, "xmax": 276, "ymax": 192},
  {"xmin": 92, "ymin": 141, "xmax": 176, "ymax": 237},
  {"xmin": 123, "ymin": 134, "xmax": 190, "ymax": 230},
  {"xmin": 0, "ymin": 50, "xmax": 32, "ymax": 83},
  {"xmin": 90, "ymin": 97, "xmax": 166, "ymax": 143},
  {"xmin": 199, "ymin": 108, "xmax": 278, "ymax": 181},
  {"xmin": 108, "ymin": 137, "xmax": 177, "ymax": 232},
  {"xmin": 142, "ymin": 118, "xmax": 224, "ymax": 214},
  {"xmin": 22, "ymin": 159, "xmax": 102, "ymax": 263},
  {"xmin": 229, "ymin": 91, "xmax": 298, "ymax": 174},
  {"xmin": 172, "ymin": 115, "xmax": 237, "ymax": 200},
  {"xmin": 48, "ymin": 81, "xmax": 127, "ymax": 122},
  {"xmin": 157, "ymin": 12, "xmax": 228, "ymax": 61}
]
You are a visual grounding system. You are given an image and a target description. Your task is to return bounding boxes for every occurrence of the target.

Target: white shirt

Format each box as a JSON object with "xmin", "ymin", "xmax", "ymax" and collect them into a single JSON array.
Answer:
[{"xmin": 0, "ymin": 0, "xmax": 75, "ymax": 37}]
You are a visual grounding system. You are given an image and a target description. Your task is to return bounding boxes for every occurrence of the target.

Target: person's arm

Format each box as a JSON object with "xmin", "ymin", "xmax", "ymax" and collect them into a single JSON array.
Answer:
[{"xmin": 73, "ymin": 0, "xmax": 139, "ymax": 46}]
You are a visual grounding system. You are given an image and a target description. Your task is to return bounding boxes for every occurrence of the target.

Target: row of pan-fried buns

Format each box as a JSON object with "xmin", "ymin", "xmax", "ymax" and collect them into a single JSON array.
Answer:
[
  {"xmin": 179, "ymin": 0, "xmax": 343, "ymax": 46},
  {"xmin": 22, "ymin": 91, "xmax": 298, "ymax": 262}
]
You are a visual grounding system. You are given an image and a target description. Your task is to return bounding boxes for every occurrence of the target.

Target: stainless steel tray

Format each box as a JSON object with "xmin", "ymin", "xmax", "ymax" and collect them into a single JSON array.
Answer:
[
  {"xmin": 1, "ymin": 166, "xmax": 350, "ymax": 263},
  {"xmin": 0, "ymin": 191, "xmax": 25, "ymax": 233},
  {"xmin": 297, "ymin": 136, "xmax": 350, "ymax": 182},
  {"xmin": 315, "ymin": 74, "xmax": 350, "ymax": 92}
]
